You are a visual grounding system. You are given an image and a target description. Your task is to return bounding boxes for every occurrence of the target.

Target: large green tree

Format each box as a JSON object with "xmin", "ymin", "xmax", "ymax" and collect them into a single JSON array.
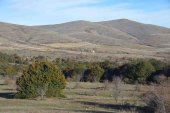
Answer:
[
  {"xmin": 16, "ymin": 61, "xmax": 66, "ymax": 99},
  {"xmin": 125, "ymin": 60, "xmax": 155, "ymax": 83}
]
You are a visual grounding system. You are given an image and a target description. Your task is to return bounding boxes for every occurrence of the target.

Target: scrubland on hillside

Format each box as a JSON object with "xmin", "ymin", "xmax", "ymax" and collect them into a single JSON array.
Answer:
[
  {"xmin": 0, "ymin": 52, "xmax": 170, "ymax": 113},
  {"xmin": 0, "ymin": 19, "xmax": 170, "ymax": 113}
]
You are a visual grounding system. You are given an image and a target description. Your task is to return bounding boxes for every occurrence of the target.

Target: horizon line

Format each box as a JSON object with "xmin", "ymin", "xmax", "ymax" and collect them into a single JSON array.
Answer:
[{"xmin": 0, "ymin": 18, "xmax": 170, "ymax": 28}]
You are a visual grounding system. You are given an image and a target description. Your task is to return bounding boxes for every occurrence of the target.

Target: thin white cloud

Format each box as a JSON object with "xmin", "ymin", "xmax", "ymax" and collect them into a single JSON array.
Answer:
[
  {"xmin": 10, "ymin": 0, "xmax": 100, "ymax": 11},
  {"xmin": 47, "ymin": 4, "xmax": 170, "ymax": 27}
]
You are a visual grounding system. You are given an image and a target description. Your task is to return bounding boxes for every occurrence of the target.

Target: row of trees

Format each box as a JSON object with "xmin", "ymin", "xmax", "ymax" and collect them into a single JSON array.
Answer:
[
  {"xmin": 0, "ymin": 52, "xmax": 27, "ymax": 77},
  {"xmin": 53, "ymin": 58, "xmax": 170, "ymax": 84},
  {"xmin": 1, "ymin": 52, "xmax": 169, "ymax": 84},
  {"xmin": 1, "ymin": 52, "xmax": 170, "ymax": 99},
  {"xmin": 0, "ymin": 52, "xmax": 26, "ymax": 64}
]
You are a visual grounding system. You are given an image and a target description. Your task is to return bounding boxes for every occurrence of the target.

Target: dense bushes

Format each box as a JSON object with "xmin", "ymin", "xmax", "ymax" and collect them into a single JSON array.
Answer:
[
  {"xmin": 82, "ymin": 64, "xmax": 104, "ymax": 82},
  {"xmin": 16, "ymin": 61, "xmax": 66, "ymax": 99},
  {"xmin": 52, "ymin": 58, "xmax": 169, "ymax": 83},
  {"xmin": 123, "ymin": 60, "xmax": 155, "ymax": 83},
  {"xmin": 148, "ymin": 59, "xmax": 166, "ymax": 71},
  {"xmin": 0, "ymin": 52, "xmax": 169, "ymax": 84},
  {"xmin": 0, "ymin": 52, "xmax": 27, "ymax": 77},
  {"xmin": 0, "ymin": 52, "xmax": 26, "ymax": 64}
]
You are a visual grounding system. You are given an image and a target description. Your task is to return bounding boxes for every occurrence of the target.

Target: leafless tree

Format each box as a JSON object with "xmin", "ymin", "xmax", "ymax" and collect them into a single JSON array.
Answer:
[
  {"xmin": 4, "ymin": 77, "xmax": 17, "ymax": 91},
  {"xmin": 103, "ymin": 80, "xmax": 110, "ymax": 90},
  {"xmin": 141, "ymin": 82, "xmax": 169, "ymax": 113},
  {"xmin": 134, "ymin": 81, "xmax": 141, "ymax": 92},
  {"xmin": 142, "ymin": 91, "xmax": 166, "ymax": 113},
  {"xmin": 131, "ymin": 81, "xmax": 141, "ymax": 105},
  {"xmin": 112, "ymin": 76, "xmax": 123, "ymax": 103},
  {"xmin": 73, "ymin": 74, "xmax": 82, "ymax": 89}
]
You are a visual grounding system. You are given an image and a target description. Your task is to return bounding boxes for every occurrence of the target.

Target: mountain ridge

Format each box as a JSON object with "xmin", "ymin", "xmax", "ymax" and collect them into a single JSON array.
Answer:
[{"xmin": 0, "ymin": 19, "xmax": 170, "ymax": 60}]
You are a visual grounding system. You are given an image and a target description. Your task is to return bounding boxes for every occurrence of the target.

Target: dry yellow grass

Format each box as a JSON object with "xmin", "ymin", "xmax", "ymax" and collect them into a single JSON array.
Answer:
[{"xmin": 43, "ymin": 42, "xmax": 97, "ymax": 48}]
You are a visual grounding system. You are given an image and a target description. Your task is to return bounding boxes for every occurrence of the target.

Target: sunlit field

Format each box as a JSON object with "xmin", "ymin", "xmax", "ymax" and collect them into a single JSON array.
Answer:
[{"xmin": 0, "ymin": 79, "xmax": 169, "ymax": 113}]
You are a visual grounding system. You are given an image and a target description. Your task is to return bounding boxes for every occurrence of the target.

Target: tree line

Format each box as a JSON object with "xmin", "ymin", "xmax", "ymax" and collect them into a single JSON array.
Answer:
[
  {"xmin": 0, "ymin": 52, "xmax": 170, "ymax": 84},
  {"xmin": 53, "ymin": 58, "xmax": 170, "ymax": 84}
]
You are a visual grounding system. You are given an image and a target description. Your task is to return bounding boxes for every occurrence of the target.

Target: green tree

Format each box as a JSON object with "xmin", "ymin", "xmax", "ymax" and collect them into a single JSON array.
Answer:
[
  {"xmin": 5, "ymin": 65, "xmax": 18, "ymax": 77},
  {"xmin": 148, "ymin": 59, "xmax": 166, "ymax": 71},
  {"xmin": 100, "ymin": 60, "xmax": 116, "ymax": 69},
  {"xmin": 16, "ymin": 60, "xmax": 66, "ymax": 99},
  {"xmin": 88, "ymin": 64, "xmax": 104, "ymax": 82},
  {"xmin": 125, "ymin": 60, "xmax": 155, "ymax": 83},
  {"xmin": 0, "ymin": 63, "xmax": 6, "ymax": 76}
]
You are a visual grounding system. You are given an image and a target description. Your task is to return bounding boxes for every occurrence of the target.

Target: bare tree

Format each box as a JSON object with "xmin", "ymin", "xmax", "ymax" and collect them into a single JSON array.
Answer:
[
  {"xmin": 4, "ymin": 77, "xmax": 17, "ymax": 91},
  {"xmin": 141, "ymin": 82, "xmax": 169, "ymax": 113},
  {"xmin": 132, "ymin": 81, "xmax": 141, "ymax": 105},
  {"xmin": 142, "ymin": 91, "xmax": 166, "ymax": 113},
  {"xmin": 103, "ymin": 80, "xmax": 110, "ymax": 90},
  {"xmin": 112, "ymin": 76, "xmax": 123, "ymax": 103},
  {"xmin": 73, "ymin": 73, "xmax": 82, "ymax": 89},
  {"xmin": 134, "ymin": 81, "xmax": 141, "ymax": 92}
]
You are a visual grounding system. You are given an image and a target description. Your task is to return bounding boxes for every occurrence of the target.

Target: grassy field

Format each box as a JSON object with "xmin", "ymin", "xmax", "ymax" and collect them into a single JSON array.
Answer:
[{"xmin": 0, "ymin": 79, "xmax": 169, "ymax": 113}]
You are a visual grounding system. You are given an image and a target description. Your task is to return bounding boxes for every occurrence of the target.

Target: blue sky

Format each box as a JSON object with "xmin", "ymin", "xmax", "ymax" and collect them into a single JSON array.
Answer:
[{"xmin": 0, "ymin": 0, "xmax": 170, "ymax": 27}]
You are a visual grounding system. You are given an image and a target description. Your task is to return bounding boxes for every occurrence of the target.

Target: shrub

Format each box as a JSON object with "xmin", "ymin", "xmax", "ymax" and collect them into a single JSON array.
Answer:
[
  {"xmin": 53, "ymin": 58, "xmax": 87, "ymax": 81},
  {"xmin": 99, "ymin": 60, "xmax": 116, "ymax": 69},
  {"xmin": 153, "ymin": 73, "xmax": 167, "ymax": 84},
  {"xmin": 5, "ymin": 65, "xmax": 18, "ymax": 77},
  {"xmin": 16, "ymin": 60, "xmax": 66, "ymax": 99},
  {"xmin": 142, "ymin": 91, "xmax": 166, "ymax": 113},
  {"xmin": 87, "ymin": 64, "xmax": 104, "ymax": 82},
  {"xmin": 0, "ymin": 63, "xmax": 6, "ymax": 76},
  {"xmin": 124, "ymin": 59, "xmax": 155, "ymax": 83},
  {"xmin": 148, "ymin": 59, "xmax": 166, "ymax": 71}
]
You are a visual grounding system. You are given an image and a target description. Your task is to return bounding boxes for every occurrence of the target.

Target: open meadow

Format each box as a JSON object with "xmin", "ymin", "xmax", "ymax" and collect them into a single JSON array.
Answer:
[{"xmin": 0, "ymin": 79, "xmax": 169, "ymax": 113}]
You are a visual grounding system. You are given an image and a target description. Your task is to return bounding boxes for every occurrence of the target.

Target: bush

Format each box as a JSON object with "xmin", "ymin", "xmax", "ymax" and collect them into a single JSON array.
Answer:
[
  {"xmin": 142, "ymin": 91, "xmax": 166, "ymax": 113},
  {"xmin": 16, "ymin": 60, "xmax": 66, "ymax": 99},
  {"xmin": 148, "ymin": 59, "xmax": 166, "ymax": 71},
  {"xmin": 5, "ymin": 65, "xmax": 18, "ymax": 77},
  {"xmin": 148, "ymin": 72, "xmax": 167, "ymax": 84},
  {"xmin": 86, "ymin": 64, "xmax": 104, "ymax": 82},
  {"xmin": 0, "ymin": 63, "xmax": 6, "ymax": 76},
  {"xmin": 124, "ymin": 59, "xmax": 155, "ymax": 83}
]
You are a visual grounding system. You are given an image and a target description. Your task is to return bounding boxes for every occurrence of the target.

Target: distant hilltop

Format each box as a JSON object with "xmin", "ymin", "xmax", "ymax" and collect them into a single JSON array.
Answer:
[{"xmin": 0, "ymin": 19, "xmax": 170, "ymax": 60}]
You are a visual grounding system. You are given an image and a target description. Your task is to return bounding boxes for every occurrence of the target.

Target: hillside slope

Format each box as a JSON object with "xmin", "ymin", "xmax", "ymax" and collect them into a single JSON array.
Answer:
[
  {"xmin": 100, "ymin": 19, "xmax": 170, "ymax": 47},
  {"xmin": 37, "ymin": 20, "xmax": 139, "ymax": 46},
  {"xmin": 0, "ymin": 19, "xmax": 170, "ymax": 60}
]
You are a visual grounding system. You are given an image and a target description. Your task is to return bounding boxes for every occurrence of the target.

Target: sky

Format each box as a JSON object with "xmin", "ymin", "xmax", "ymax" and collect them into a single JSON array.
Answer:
[{"xmin": 0, "ymin": 0, "xmax": 170, "ymax": 27}]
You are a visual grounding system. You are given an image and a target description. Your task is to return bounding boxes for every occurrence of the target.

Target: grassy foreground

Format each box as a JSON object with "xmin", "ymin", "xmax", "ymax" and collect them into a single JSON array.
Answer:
[{"xmin": 0, "ymin": 79, "xmax": 168, "ymax": 113}]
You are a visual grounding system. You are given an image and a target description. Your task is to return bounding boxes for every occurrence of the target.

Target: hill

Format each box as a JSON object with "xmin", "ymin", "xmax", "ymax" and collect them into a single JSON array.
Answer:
[
  {"xmin": 100, "ymin": 19, "xmax": 170, "ymax": 47},
  {"xmin": 0, "ymin": 19, "xmax": 170, "ymax": 60}
]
